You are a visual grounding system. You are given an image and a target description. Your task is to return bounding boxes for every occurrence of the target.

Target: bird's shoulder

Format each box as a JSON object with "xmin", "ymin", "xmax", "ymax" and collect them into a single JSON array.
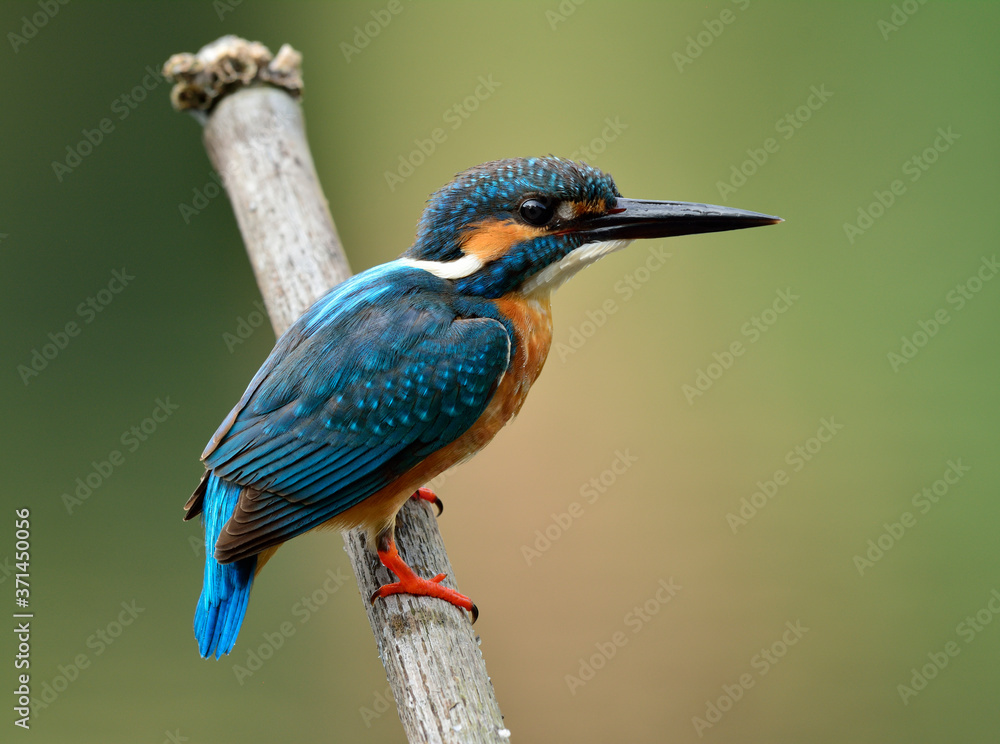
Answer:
[{"xmin": 201, "ymin": 260, "xmax": 514, "ymax": 462}]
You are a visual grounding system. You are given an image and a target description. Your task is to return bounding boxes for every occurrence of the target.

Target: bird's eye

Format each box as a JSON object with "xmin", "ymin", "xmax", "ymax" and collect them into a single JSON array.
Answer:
[{"xmin": 518, "ymin": 197, "xmax": 557, "ymax": 226}]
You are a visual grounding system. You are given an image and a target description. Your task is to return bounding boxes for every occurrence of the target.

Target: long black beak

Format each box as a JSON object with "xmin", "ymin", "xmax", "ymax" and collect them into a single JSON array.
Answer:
[{"xmin": 573, "ymin": 198, "xmax": 782, "ymax": 242}]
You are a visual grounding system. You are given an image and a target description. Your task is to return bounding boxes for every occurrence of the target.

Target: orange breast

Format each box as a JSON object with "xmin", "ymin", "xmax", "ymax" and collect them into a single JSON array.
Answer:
[{"xmin": 329, "ymin": 291, "xmax": 554, "ymax": 540}]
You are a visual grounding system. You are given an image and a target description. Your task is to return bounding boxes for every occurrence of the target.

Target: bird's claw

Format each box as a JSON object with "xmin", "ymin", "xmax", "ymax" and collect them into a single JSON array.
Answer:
[
  {"xmin": 370, "ymin": 580, "xmax": 478, "ymax": 623},
  {"xmin": 411, "ymin": 486, "xmax": 443, "ymax": 516},
  {"xmin": 370, "ymin": 539, "xmax": 478, "ymax": 623}
]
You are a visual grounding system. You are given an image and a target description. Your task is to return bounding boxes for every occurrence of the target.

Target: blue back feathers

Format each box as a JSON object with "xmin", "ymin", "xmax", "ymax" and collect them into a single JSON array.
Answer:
[{"xmin": 198, "ymin": 264, "xmax": 514, "ymax": 567}]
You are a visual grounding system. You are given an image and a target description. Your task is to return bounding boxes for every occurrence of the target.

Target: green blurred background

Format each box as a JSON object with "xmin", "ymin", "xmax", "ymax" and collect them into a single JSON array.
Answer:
[{"xmin": 2, "ymin": 1, "xmax": 997, "ymax": 742}]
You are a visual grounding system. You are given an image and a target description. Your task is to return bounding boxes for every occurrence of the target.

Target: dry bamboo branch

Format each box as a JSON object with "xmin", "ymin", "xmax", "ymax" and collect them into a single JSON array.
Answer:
[{"xmin": 164, "ymin": 36, "xmax": 508, "ymax": 744}]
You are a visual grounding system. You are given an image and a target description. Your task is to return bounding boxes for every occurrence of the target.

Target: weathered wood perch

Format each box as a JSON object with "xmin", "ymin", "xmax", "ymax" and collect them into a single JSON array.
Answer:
[{"xmin": 164, "ymin": 36, "xmax": 509, "ymax": 743}]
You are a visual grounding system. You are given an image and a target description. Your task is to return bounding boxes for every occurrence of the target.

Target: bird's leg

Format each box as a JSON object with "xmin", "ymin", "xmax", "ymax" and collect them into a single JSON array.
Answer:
[
  {"xmin": 409, "ymin": 486, "xmax": 443, "ymax": 515},
  {"xmin": 370, "ymin": 530, "xmax": 478, "ymax": 623}
]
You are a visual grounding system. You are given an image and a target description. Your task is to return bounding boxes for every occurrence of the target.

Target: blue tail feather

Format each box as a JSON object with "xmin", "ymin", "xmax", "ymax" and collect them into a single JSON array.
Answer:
[{"xmin": 194, "ymin": 474, "xmax": 256, "ymax": 659}]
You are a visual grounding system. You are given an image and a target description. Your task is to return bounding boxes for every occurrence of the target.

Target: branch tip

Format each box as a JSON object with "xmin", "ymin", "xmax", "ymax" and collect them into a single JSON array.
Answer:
[{"xmin": 163, "ymin": 35, "xmax": 303, "ymax": 114}]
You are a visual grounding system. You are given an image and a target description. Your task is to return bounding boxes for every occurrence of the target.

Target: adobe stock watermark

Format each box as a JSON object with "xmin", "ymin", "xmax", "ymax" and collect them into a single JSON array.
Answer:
[
  {"xmin": 28, "ymin": 600, "xmax": 144, "ymax": 716},
  {"xmin": 339, "ymin": 0, "xmax": 405, "ymax": 62},
  {"xmin": 17, "ymin": 268, "xmax": 136, "ymax": 386},
  {"xmin": 673, "ymin": 0, "xmax": 751, "ymax": 73},
  {"xmin": 0, "ymin": 554, "xmax": 18, "ymax": 585},
  {"xmin": 52, "ymin": 65, "xmax": 167, "ymax": 181},
  {"xmin": 222, "ymin": 300, "xmax": 269, "ymax": 352},
  {"xmin": 682, "ymin": 288, "xmax": 798, "ymax": 405},
  {"xmin": 178, "ymin": 169, "xmax": 230, "ymax": 223},
  {"xmin": 555, "ymin": 244, "xmax": 671, "ymax": 362},
  {"xmin": 521, "ymin": 449, "xmax": 638, "ymax": 566},
  {"xmin": 232, "ymin": 567, "xmax": 350, "ymax": 684},
  {"xmin": 384, "ymin": 74, "xmax": 502, "ymax": 191},
  {"xmin": 564, "ymin": 577, "xmax": 682, "ymax": 695},
  {"xmin": 7, "ymin": 0, "xmax": 70, "ymax": 54},
  {"xmin": 566, "ymin": 116, "xmax": 628, "ymax": 164},
  {"xmin": 877, "ymin": 0, "xmax": 929, "ymax": 40},
  {"xmin": 726, "ymin": 417, "xmax": 845, "ymax": 534},
  {"xmin": 692, "ymin": 619, "xmax": 809, "ymax": 737},
  {"xmin": 887, "ymin": 255, "xmax": 998, "ymax": 372},
  {"xmin": 177, "ymin": 109, "xmax": 297, "ymax": 223},
  {"xmin": 213, "ymin": 0, "xmax": 243, "ymax": 20},
  {"xmin": 843, "ymin": 126, "xmax": 960, "ymax": 244},
  {"xmin": 716, "ymin": 85, "xmax": 833, "ymax": 199},
  {"xmin": 60, "ymin": 397, "xmax": 180, "ymax": 514},
  {"xmin": 158, "ymin": 731, "xmax": 189, "ymax": 744},
  {"xmin": 853, "ymin": 458, "xmax": 970, "ymax": 576},
  {"xmin": 360, "ymin": 684, "xmax": 395, "ymax": 728},
  {"xmin": 546, "ymin": 0, "xmax": 586, "ymax": 30},
  {"xmin": 896, "ymin": 587, "xmax": 999, "ymax": 705},
  {"xmin": 360, "ymin": 684, "xmax": 509, "ymax": 738}
]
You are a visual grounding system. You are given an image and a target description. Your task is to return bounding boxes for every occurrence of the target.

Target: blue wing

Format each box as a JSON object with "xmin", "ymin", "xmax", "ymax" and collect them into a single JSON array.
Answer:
[{"xmin": 193, "ymin": 264, "xmax": 512, "ymax": 563}]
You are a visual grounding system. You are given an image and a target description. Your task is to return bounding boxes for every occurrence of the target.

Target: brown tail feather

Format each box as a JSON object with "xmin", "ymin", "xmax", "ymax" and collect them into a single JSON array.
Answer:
[{"xmin": 183, "ymin": 470, "xmax": 209, "ymax": 520}]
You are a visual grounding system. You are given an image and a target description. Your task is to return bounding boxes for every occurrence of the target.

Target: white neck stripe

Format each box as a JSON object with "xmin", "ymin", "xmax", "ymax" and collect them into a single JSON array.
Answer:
[{"xmin": 396, "ymin": 254, "xmax": 484, "ymax": 279}]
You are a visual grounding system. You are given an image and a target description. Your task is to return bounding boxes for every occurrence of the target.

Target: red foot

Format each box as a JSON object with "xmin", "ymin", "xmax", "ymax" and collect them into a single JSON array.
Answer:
[
  {"xmin": 410, "ymin": 486, "xmax": 443, "ymax": 516},
  {"xmin": 370, "ymin": 537, "xmax": 478, "ymax": 623}
]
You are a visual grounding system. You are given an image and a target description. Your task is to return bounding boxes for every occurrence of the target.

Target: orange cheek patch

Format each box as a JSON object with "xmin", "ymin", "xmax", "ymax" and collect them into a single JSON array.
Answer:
[
  {"xmin": 460, "ymin": 219, "xmax": 549, "ymax": 263},
  {"xmin": 569, "ymin": 199, "xmax": 610, "ymax": 219}
]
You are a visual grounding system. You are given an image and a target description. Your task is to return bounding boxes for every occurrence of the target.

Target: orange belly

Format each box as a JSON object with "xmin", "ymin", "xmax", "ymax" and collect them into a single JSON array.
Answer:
[{"xmin": 327, "ymin": 291, "xmax": 554, "ymax": 541}]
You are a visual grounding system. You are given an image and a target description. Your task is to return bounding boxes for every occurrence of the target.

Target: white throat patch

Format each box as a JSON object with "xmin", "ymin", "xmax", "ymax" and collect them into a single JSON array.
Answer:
[
  {"xmin": 520, "ymin": 239, "xmax": 633, "ymax": 296},
  {"xmin": 396, "ymin": 254, "xmax": 484, "ymax": 279}
]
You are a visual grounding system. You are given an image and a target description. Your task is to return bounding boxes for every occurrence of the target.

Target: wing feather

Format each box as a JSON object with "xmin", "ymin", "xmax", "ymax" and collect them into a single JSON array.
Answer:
[{"xmin": 200, "ymin": 265, "xmax": 513, "ymax": 563}]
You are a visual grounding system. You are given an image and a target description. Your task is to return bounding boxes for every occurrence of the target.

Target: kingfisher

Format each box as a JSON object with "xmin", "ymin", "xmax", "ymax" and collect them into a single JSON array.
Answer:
[{"xmin": 185, "ymin": 156, "xmax": 780, "ymax": 658}]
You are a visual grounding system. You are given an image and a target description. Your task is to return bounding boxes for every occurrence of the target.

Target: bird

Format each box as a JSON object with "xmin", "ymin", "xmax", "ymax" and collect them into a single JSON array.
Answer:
[{"xmin": 185, "ymin": 156, "xmax": 780, "ymax": 658}]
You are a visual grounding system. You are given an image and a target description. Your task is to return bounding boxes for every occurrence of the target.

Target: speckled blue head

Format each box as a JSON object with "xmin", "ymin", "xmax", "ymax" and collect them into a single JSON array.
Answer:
[
  {"xmin": 410, "ymin": 157, "xmax": 619, "ymax": 260},
  {"xmin": 401, "ymin": 157, "xmax": 621, "ymax": 298},
  {"xmin": 399, "ymin": 156, "xmax": 781, "ymax": 299}
]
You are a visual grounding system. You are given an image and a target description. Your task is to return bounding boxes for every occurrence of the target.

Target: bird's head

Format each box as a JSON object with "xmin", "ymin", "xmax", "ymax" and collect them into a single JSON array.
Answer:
[{"xmin": 400, "ymin": 157, "xmax": 780, "ymax": 299}]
